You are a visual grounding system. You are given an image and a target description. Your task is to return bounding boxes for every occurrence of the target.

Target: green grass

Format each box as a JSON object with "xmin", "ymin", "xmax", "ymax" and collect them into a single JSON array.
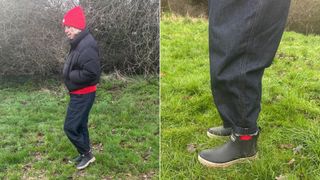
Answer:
[
  {"xmin": 0, "ymin": 74, "xmax": 159, "ymax": 179},
  {"xmin": 161, "ymin": 15, "xmax": 320, "ymax": 179}
]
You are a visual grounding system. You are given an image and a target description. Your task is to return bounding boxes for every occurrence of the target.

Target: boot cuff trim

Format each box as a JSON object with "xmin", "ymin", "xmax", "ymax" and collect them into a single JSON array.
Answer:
[{"xmin": 239, "ymin": 135, "xmax": 253, "ymax": 141}]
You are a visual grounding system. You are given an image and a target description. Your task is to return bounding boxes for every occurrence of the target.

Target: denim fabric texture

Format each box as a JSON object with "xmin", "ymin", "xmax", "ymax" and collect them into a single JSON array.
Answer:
[
  {"xmin": 64, "ymin": 92, "xmax": 96, "ymax": 154},
  {"xmin": 209, "ymin": 0, "xmax": 291, "ymax": 134}
]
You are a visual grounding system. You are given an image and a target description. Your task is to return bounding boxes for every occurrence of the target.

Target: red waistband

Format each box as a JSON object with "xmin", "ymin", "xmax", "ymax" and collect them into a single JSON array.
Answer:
[{"xmin": 70, "ymin": 85, "xmax": 97, "ymax": 95}]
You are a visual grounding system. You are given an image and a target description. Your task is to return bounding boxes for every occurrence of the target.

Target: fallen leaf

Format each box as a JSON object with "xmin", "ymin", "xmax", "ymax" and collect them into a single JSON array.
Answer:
[
  {"xmin": 36, "ymin": 132, "xmax": 45, "ymax": 145},
  {"xmin": 89, "ymin": 124, "xmax": 97, "ymax": 129},
  {"xmin": 187, "ymin": 143, "xmax": 197, "ymax": 153},
  {"xmin": 102, "ymin": 176, "xmax": 114, "ymax": 180},
  {"xmin": 32, "ymin": 152, "xmax": 42, "ymax": 161},
  {"xmin": 279, "ymin": 144, "xmax": 294, "ymax": 149},
  {"xmin": 275, "ymin": 174, "xmax": 288, "ymax": 180},
  {"xmin": 20, "ymin": 101, "xmax": 28, "ymax": 105},
  {"xmin": 37, "ymin": 132, "xmax": 44, "ymax": 138},
  {"xmin": 62, "ymin": 157, "xmax": 69, "ymax": 163},
  {"xmin": 136, "ymin": 137, "xmax": 146, "ymax": 142},
  {"xmin": 140, "ymin": 171, "xmax": 156, "ymax": 180},
  {"xmin": 293, "ymin": 145, "xmax": 303, "ymax": 154},
  {"xmin": 142, "ymin": 147, "xmax": 152, "ymax": 161},
  {"xmin": 287, "ymin": 158, "xmax": 295, "ymax": 165},
  {"xmin": 275, "ymin": 95, "xmax": 283, "ymax": 101},
  {"xmin": 40, "ymin": 88, "xmax": 50, "ymax": 93},
  {"xmin": 182, "ymin": 96, "xmax": 192, "ymax": 100},
  {"xmin": 75, "ymin": 170, "xmax": 87, "ymax": 177},
  {"xmin": 142, "ymin": 174, "xmax": 148, "ymax": 179},
  {"xmin": 22, "ymin": 163, "xmax": 32, "ymax": 172},
  {"xmin": 153, "ymin": 130, "xmax": 159, "ymax": 136},
  {"xmin": 92, "ymin": 143, "xmax": 104, "ymax": 152}
]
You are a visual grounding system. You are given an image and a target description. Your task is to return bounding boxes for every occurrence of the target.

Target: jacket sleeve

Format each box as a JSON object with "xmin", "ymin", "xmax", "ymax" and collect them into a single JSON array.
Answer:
[{"xmin": 69, "ymin": 47, "xmax": 100, "ymax": 84}]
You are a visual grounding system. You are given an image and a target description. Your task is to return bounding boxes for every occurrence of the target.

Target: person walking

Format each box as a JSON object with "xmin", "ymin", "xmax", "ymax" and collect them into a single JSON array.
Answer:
[
  {"xmin": 62, "ymin": 6, "xmax": 100, "ymax": 170},
  {"xmin": 198, "ymin": 0, "xmax": 291, "ymax": 167}
]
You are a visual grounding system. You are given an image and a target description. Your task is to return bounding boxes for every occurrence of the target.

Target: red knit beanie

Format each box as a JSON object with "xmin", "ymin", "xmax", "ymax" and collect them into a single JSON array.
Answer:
[{"xmin": 62, "ymin": 6, "xmax": 86, "ymax": 30}]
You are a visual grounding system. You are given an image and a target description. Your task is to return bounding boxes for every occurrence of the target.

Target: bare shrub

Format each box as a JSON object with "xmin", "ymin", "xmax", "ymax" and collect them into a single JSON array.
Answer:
[
  {"xmin": 161, "ymin": 0, "xmax": 320, "ymax": 34},
  {"xmin": 287, "ymin": 0, "xmax": 320, "ymax": 34},
  {"xmin": 0, "ymin": 0, "xmax": 66, "ymax": 75},
  {"xmin": 82, "ymin": 0, "xmax": 159, "ymax": 75},
  {"xmin": 0, "ymin": 0, "xmax": 159, "ymax": 76},
  {"xmin": 161, "ymin": 0, "xmax": 207, "ymax": 17}
]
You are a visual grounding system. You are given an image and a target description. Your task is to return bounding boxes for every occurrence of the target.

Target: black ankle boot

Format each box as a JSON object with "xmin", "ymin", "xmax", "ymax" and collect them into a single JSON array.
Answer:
[
  {"xmin": 198, "ymin": 131, "xmax": 259, "ymax": 168},
  {"xmin": 207, "ymin": 126, "xmax": 232, "ymax": 138}
]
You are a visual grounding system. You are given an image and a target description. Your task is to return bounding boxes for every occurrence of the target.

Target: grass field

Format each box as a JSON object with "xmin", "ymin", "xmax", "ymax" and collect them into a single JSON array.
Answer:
[
  {"xmin": 0, "ymin": 74, "xmax": 159, "ymax": 179},
  {"xmin": 161, "ymin": 16, "xmax": 320, "ymax": 179}
]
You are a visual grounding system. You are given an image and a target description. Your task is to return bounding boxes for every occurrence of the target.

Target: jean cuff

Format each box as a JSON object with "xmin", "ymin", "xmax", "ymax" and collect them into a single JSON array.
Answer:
[
  {"xmin": 233, "ymin": 126, "xmax": 259, "ymax": 135},
  {"xmin": 223, "ymin": 122, "xmax": 233, "ymax": 128}
]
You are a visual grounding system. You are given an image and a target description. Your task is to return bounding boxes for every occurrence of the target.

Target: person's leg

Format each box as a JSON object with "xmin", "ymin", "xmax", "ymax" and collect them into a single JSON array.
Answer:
[
  {"xmin": 76, "ymin": 92, "xmax": 96, "ymax": 170},
  {"xmin": 64, "ymin": 93, "xmax": 94, "ymax": 155},
  {"xmin": 81, "ymin": 92, "xmax": 96, "ymax": 153},
  {"xmin": 82, "ymin": 122, "xmax": 90, "ymax": 152},
  {"xmin": 210, "ymin": 0, "xmax": 291, "ymax": 133},
  {"xmin": 209, "ymin": 0, "xmax": 290, "ymax": 134},
  {"xmin": 199, "ymin": 0, "xmax": 291, "ymax": 167}
]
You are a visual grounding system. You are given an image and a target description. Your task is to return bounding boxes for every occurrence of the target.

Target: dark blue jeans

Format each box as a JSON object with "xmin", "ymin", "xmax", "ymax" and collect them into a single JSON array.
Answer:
[
  {"xmin": 209, "ymin": 0, "xmax": 291, "ymax": 134},
  {"xmin": 64, "ymin": 92, "xmax": 96, "ymax": 154}
]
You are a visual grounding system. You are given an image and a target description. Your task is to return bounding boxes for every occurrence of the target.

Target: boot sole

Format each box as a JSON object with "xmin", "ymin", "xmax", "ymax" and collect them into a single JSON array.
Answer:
[
  {"xmin": 206, "ymin": 131, "xmax": 230, "ymax": 138},
  {"xmin": 76, "ymin": 157, "xmax": 96, "ymax": 170},
  {"xmin": 198, "ymin": 153, "xmax": 257, "ymax": 168}
]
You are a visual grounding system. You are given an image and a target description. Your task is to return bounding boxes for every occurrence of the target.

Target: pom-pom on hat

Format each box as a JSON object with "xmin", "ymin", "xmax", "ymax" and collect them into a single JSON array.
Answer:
[{"xmin": 62, "ymin": 6, "xmax": 86, "ymax": 30}]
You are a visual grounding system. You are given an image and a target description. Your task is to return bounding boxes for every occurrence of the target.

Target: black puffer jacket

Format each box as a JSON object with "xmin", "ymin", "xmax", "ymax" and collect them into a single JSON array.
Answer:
[{"xmin": 63, "ymin": 29, "xmax": 101, "ymax": 92}]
